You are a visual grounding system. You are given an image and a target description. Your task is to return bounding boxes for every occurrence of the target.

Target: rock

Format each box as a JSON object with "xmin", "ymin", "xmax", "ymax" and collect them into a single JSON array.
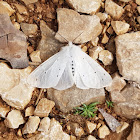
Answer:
[
  {"xmin": 55, "ymin": 8, "xmax": 102, "ymax": 44},
  {"xmin": 98, "ymin": 125, "xmax": 110, "ymax": 139},
  {"xmin": 127, "ymin": 120, "xmax": 140, "ymax": 140},
  {"xmin": 38, "ymin": 117, "xmax": 50, "ymax": 132},
  {"xmin": 22, "ymin": 116, "xmax": 40, "ymax": 134},
  {"xmin": 112, "ymin": 84, "xmax": 140, "ymax": 119},
  {"xmin": 106, "ymin": 72, "xmax": 126, "ymax": 92},
  {"xmin": 34, "ymin": 98, "xmax": 55, "ymax": 117},
  {"xmin": 0, "ymin": 102, "xmax": 10, "ymax": 118},
  {"xmin": 115, "ymin": 31, "xmax": 140, "ymax": 84},
  {"xmin": 14, "ymin": 4, "xmax": 28, "ymax": 15},
  {"xmin": 21, "ymin": 23, "xmax": 38, "ymax": 37},
  {"xmin": 91, "ymin": 37, "xmax": 99, "ymax": 47},
  {"xmin": 0, "ymin": 63, "xmax": 34, "ymax": 110},
  {"xmin": 116, "ymin": 122, "xmax": 129, "ymax": 133},
  {"xmin": 69, "ymin": 123, "xmax": 84, "ymax": 137},
  {"xmin": 99, "ymin": 50, "xmax": 113, "ymax": 66},
  {"xmin": 137, "ymin": 16, "xmax": 140, "ymax": 24},
  {"xmin": 86, "ymin": 135, "xmax": 97, "ymax": 140},
  {"xmin": 25, "ymin": 106, "xmax": 35, "ymax": 117},
  {"xmin": 4, "ymin": 110, "xmax": 24, "ymax": 129},
  {"xmin": 105, "ymin": 0, "xmax": 124, "ymax": 19},
  {"xmin": 16, "ymin": 13, "xmax": 25, "ymax": 23},
  {"xmin": 86, "ymin": 121, "xmax": 96, "ymax": 133},
  {"xmin": 47, "ymin": 86, "xmax": 105, "ymax": 113},
  {"xmin": 21, "ymin": 0, "xmax": 38, "ymax": 5},
  {"xmin": 120, "ymin": 0, "xmax": 131, "ymax": 2},
  {"xmin": 136, "ymin": 0, "xmax": 140, "ymax": 5},
  {"xmin": 137, "ymin": 6, "xmax": 140, "ymax": 14},
  {"xmin": 98, "ymin": 108, "xmax": 121, "ymax": 132},
  {"xmin": 111, "ymin": 21, "xmax": 130, "ymax": 35},
  {"xmin": 107, "ymin": 26, "xmax": 114, "ymax": 35},
  {"xmin": 13, "ymin": 22, "xmax": 20, "ymax": 30},
  {"xmin": 0, "ymin": 14, "xmax": 28, "ymax": 68},
  {"xmin": 66, "ymin": 0, "xmax": 101, "ymax": 14},
  {"xmin": 0, "ymin": 1, "xmax": 15, "ymax": 16},
  {"xmin": 89, "ymin": 46, "xmax": 103, "ymax": 60},
  {"xmin": 30, "ymin": 50, "xmax": 42, "ymax": 63},
  {"xmin": 70, "ymin": 135, "xmax": 76, "ymax": 140},
  {"xmin": 37, "ymin": 20, "xmax": 63, "ymax": 62},
  {"xmin": 101, "ymin": 33, "xmax": 109, "ymax": 44},
  {"xmin": 96, "ymin": 12, "xmax": 108, "ymax": 22}
]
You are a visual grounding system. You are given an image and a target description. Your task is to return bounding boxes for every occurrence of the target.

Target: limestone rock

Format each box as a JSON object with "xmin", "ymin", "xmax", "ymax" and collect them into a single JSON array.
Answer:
[
  {"xmin": 101, "ymin": 33, "xmax": 109, "ymax": 44},
  {"xmin": 70, "ymin": 135, "xmax": 76, "ymax": 140},
  {"xmin": 55, "ymin": 8, "xmax": 102, "ymax": 44},
  {"xmin": 91, "ymin": 37, "xmax": 99, "ymax": 47},
  {"xmin": 47, "ymin": 86, "xmax": 105, "ymax": 113},
  {"xmin": 66, "ymin": 0, "xmax": 101, "ymax": 14},
  {"xmin": 25, "ymin": 106, "xmax": 35, "ymax": 117},
  {"xmin": 111, "ymin": 21, "xmax": 130, "ymax": 35},
  {"xmin": 120, "ymin": 0, "xmax": 131, "ymax": 2},
  {"xmin": 105, "ymin": 0, "xmax": 124, "ymax": 19},
  {"xmin": 0, "ymin": 63, "xmax": 34, "ymax": 110},
  {"xmin": 34, "ymin": 98, "xmax": 55, "ymax": 117},
  {"xmin": 116, "ymin": 122, "xmax": 129, "ymax": 133},
  {"xmin": 98, "ymin": 125, "xmax": 110, "ymax": 139},
  {"xmin": 112, "ymin": 84, "xmax": 140, "ymax": 119},
  {"xmin": 86, "ymin": 121, "xmax": 96, "ymax": 133},
  {"xmin": 37, "ymin": 20, "xmax": 63, "ymax": 62},
  {"xmin": 30, "ymin": 50, "xmax": 42, "ymax": 63},
  {"xmin": 96, "ymin": 12, "xmax": 108, "ymax": 22},
  {"xmin": 137, "ymin": 6, "xmax": 140, "ymax": 14},
  {"xmin": 127, "ymin": 120, "xmax": 140, "ymax": 140},
  {"xmin": 99, "ymin": 50, "xmax": 113, "ymax": 66},
  {"xmin": 86, "ymin": 135, "xmax": 97, "ymax": 140},
  {"xmin": 22, "ymin": 116, "xmax": 40, "ymax": 134},
  {"xmin": 0, "ymin": 102, "xmax": 10, "ymax": 118},
  {"xmin": 16, "ymin": 13, "xmax": 25, "ymax": 23},
  {"xmin": 13, "ymin": 22, "xmax": 20, "ymax": 30},
  {"xmin": 115, "ymin": 31, "xmax": 140, "ymax": 84},
  {"xmin": 14, "ymin": 4, "xmax": 28, "ymax": 15},
  {"xmin": 21, "ymin": 0, "xmax": 38, "ymax": 5},
  {"xmin": 98, "ymin": 108, "xmax": 121, "ymax": 132},
  {"xmin": 137, "ymin": 16, "xmax": 140, "ymax": 24},
  {"xmin": 38, "ymin": 117, "xmax": 50, "ymax": 132},
  {"xmin": 0, "ymin": 14, "xmax": 29, "ymax": 68},
  {"xmin": 106, "ymin": 72, "xmax": 126, "ymax": 92},
  {"xmin": 136, "ymin": 0, "xmax": 140, "ymax": 5},
  {"xmin": 21, "ymin": 23, "xmax": 38, "ymax": 37},
  {"xmin": 0, "ymin": 1, "xmax": 15, "ymax": 16},
  {"xmin": 4, "ymin": 110, "xmax": 25, "ymax": 129}
]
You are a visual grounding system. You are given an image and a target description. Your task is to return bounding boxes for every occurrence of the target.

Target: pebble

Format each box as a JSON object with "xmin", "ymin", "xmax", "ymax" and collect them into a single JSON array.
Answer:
[
  {"xmin": 14, "ymin": 4, "xmax": 28, "ymax": 15},
  {"xmin": 38, "ymin": 117, "xmax": 50, "ymax": 132},
  {"xmin": 137, "ymin": 6, "xmax": 140, "ymax": 14},
  {"xmin": 25, "ymin": 106, "xmax": 35, "ymax": 117},
  {"xmin": 111, "ymin": 21, "xmax": 130, "ymax": 35},
  {"xmin": 120, "ymin": 0, "xmax": 131, "ymax": 2},
  {"xmin": 0, "ymin": 1, "xmax": 15, "ymax": 16},
  {"xmin": 106, "ymin": 72, "xmax": 126, "ymax": 92},
  {"xmin": 21, "ymin": 0, "xmax": 38, "ymax": 5},
  {"xmin": 116, "ymin": 122, "xmax": 129, "ymax": 133},
  {"xmin": 137, "ymin": 16, "xmax": 140, "ymax": 24},
  {"xmin": 99, "ymin": 50, "xmax": 113, "ymax": 66},
  {"xmin": 105, "ymin": 0, "xmax": 124, "ymax": 19},
  {"xmin": 4, "ymin": 110, "xmax": 25, "ymax": 129},
  {"xmin": 20, "ymin": 23, "xmax": 38, "ymax": 37},
  {"xmin": 16, "ymin": 13, "xmax": 25, "ymax": 23},
  {"xmin": 136, "ymin": 0, "xmax": 140, "ymax": 5},
  {"xmin": 34, "ymin": 98, "xmax": 55, "ymax": 117},
  {"xmin": 86, "ymin": 121, "xmax": 96, "ymax": 133},
  {"xmin": 13, "ymin": 22, "xmax": 20, "ymax": 30},
  {"xmin": 91, "ymin": 37, "xmax": 99, "ymax": 46},
  {"xmin": 101, "ymin": 33, "xmax": 109, "ymax": 44},
  {"xmin": 86, "ymin": 135, "xmax": 97, "ymax": 140},
  {"xmin": 98, "ymin": 125, "xmax": 110, "ymax": 139},
  {"xmin": 70, "ymin": 135, "xmax": 77, "ymax": 140},
  {"xmin": 96, "ymin": 12, "xmax": 108, "ymax": 22},
  {"xmin": 30, "ymin": 50, "xmax": 42, "ymax": 63},
  {"xmin": 107, "ymin": 26, "xmax": 114, "ymax": 35},
  {"xmin": 22, "ymin": 116, "xmax": 40, "ymax": 134},
  {"xmin": 66, "ymin": 0, "xmax": 101, "ymax": 14},
  {"xmin": 0, "ymin": 103, "xmax": 10, "ymax": 118},
  {"xmin": 89, "ymin": 46, "xmax": 103, "ymax": 60}
]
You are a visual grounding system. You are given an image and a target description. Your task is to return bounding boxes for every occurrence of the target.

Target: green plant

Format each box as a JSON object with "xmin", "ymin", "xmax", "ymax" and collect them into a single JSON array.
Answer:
[
  {"xmin": 74, "ymin": 102, "xmax": 99, "ymax": 118},
  {"xmin": 106, "ymin": 100, "xmax": 114, "ymax": 108}
]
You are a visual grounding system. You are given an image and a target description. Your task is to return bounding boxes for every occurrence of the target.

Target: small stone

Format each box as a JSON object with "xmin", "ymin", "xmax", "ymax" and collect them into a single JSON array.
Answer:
[
  {"xmin": 91, "ymin": 37, "xmax": 99, "ymax": 46},
  {"xmin": 21, "ymin": 23, "xmax": 38, "ymax": 37},
  {"xmin": 0, "ymin": 1, "xmax": 15, "ymax": 16},
  {"xmin": 14, "ymin": 4, "xmax": 28, "ymax": 15},
  {"xmin": 97, "ymin": 123, "xmax": 102, "ymax": 129},
  {"xmin": 22, "ymin": 116, "xmax": 40, "ymax": 134},
  {"xmin": 34, "ymin": 98, "xmax": 55, "ymax": 117},
  {"xmin": 137, "ymin": 16, "xmax": 140, "ymax": 24},
  {"xmin": 70, "ymin": 123, "xmax": 84, "ymax": 137},
  {"xmin": 116, "ymin": 122, "xmax": 129, "ymax": 133},
  {"xmin": 0, "ymin": 103, "xmax": 10, "ymax": 118},
  {"xmin": 13, "ymin": 22, "xmax": 20, "ymax": 30},
  {"xmin": 96, "ymin": 12, "xmax": 108, "ymax": 22},
  {"xmin": 137, "ymin": 6, "xmax": 140, "ymax": 14},
  {"xmin": 106, "ymin": 72, "xmax": 126, "ymax": 92},
  {"xmin": 16, "ymin": 13, "xmax": 25, "ymax": 23},
  {"xmin": 81, "ymin": 45, "xmax": 87, "ymax": 52},
  {"xmin": 105, "ymin": 0, "xmax": 124, "ymax": 19},
  {"xmin": 98, "ymin": 125, "xmax": 110, "ymax": 139},
  {"xmin": 120, "ymin": 0, "xmax": 131, "ymax": 2},
  {"xmin": 38, "ymin": 117, "xmax": 50, "ymax": 132},
  {"xmin": 70, "ymin": 135, "xmax": 76, "ymax": 140},
  {"xmin": 4, "ymin": 110, "xmax": 24, "ymax": 129},
  {"xmin": 101, "ymin": 33, "xmax": 109, "ymax": 44},
  {"xmin": 21, "ymin": 0, "xmax": 38, "ymax": 5},
  {"xmin": 89, "ymin": 46, "xmax": 103, "ymax": 60},
  {"xmin": 136, "ymin": 0, "xmax": 140, "ymax": 5},
  {"xmin": 55, "ymin": 8, "xmax": 102, "ymax": 44},
  {"xmin": 86, "ymin": 135, "xmax": 97, "ymax": 140},
  {"xmin": 86, "ymin": 121, "xmax": 96, "ymax": 133},
  {"xmin": 30, "ymin": 50, "xmax": 42, "ymax": 63},
  {"xmin": 27, "ymin": 46, "xmax": 34, "ymax": 54},
  {"xmin": 111, "ymin": 21, "xmax": 130, "ymax": 35},
  {"xmin": 107, "ymin": 26, "xmax": 114, "ymax": 35},
  {"xmin": 17, "ymin": 129, "xmax": 22, "ymax": 137},
  {"xmin": 99, "ymin": 50, "xmax": 113, "ymax": 66},
  {"xmin": 25, "ymin": 106, "xmax": 35, "ymax": 117},
  {"xmin": 127, "ymin": 120, "xmax": 140, "ymax": 140}
]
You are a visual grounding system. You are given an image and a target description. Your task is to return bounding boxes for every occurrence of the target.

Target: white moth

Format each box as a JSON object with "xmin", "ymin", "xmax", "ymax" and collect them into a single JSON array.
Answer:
[{"xmin": 27, "ymin": 42, "xmax": 112, "ymax": 90}]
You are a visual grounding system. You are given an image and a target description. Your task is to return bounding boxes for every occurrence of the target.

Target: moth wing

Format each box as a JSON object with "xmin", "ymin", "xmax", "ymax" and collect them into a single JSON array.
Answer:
[{"xmin": 27, "ymin": 48, "xmax": 69, "ymax": 88}]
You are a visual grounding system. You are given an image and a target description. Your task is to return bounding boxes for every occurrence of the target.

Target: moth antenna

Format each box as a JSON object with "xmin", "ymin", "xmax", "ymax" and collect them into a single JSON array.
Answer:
[
  {"xmin": 72, "ymin": 31, "xmax": 84, "ymax": 43},
  {"xmin": 57, "ymin": 32, "xmax": 68, "ymax": 43}
]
